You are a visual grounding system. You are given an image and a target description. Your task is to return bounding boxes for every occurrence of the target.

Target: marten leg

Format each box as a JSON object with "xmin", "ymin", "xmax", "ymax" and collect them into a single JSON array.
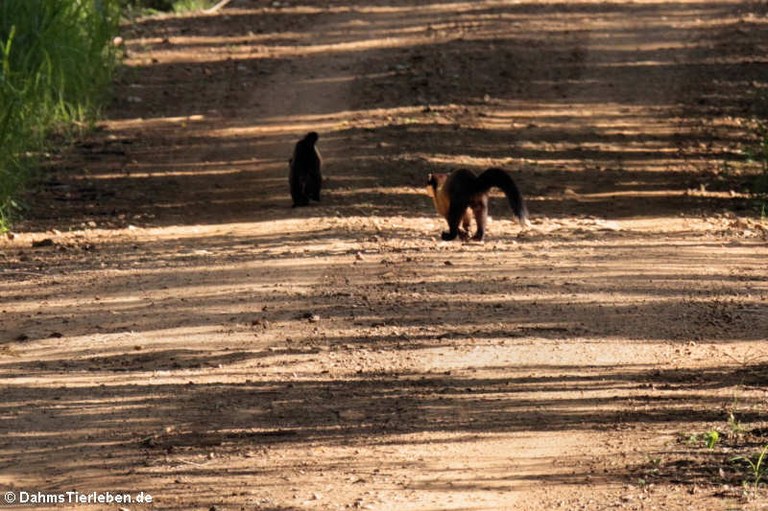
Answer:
[
  {"xmin": 290, "ymin": 173, "xmax": 309, "ymax": 207},
  {"xmin": 458, "ymin": 210, "xmax": 472, "ymax": 241},
  {"xmin": 306, "ymin": 171, "xmax": 322, "ymax": 202},
  {"xmin": 470, "ymin": 196, "xmax": 489, "ymax": 241},
  {"xmin": 442, "ymin": 201, "xmax": 469, "ymax": 241}
]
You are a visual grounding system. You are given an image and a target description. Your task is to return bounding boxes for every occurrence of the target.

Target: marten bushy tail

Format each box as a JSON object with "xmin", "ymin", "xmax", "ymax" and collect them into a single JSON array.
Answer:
[{"xmin": 475, "ymin": 167, "xmax": 528, "ymax": 225}]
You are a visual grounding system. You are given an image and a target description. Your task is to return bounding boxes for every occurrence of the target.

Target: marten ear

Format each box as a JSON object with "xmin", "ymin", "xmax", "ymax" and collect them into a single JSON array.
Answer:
[{"xmin": 427, "ymin": 173, "xmax": 436, "ymax": 187}]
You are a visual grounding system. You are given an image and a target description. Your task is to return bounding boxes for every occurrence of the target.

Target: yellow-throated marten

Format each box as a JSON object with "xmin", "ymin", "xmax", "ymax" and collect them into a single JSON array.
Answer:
[
  {"xmin": 289, "ymin": 132, "xmax": 322, "ymax": 207},
  {"xmin": 426, "ymin": 168, "xmax": 528, "ymax": 241}
]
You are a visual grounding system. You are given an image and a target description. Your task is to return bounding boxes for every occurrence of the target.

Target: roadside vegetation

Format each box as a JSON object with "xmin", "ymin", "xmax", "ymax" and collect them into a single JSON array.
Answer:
[
  {"xmin": 0, "ymin": 0, "xmax": 216, "ymax": 232},
  {"xmin": 0, "ymin": 0, "xmax": 121, "ymax": 231},
  {"xmin": 642, "ymin": 414, "xmax": 768, "ymax": 502},
  {"xmin": 121, "ymin": 0, "xmax": 218, "ymax": 15}
]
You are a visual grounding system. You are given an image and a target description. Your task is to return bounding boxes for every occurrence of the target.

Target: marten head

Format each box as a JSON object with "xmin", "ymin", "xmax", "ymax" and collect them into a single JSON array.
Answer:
[{"xmin": 426, "ymin": 173, "xmax": 447, "ymax": 197}]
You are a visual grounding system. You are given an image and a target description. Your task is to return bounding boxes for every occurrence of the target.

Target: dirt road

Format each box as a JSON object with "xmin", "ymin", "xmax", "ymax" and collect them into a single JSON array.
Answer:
[{"xmin": 2, "ymin": 1, "xmax": 768, "ymax": 510}]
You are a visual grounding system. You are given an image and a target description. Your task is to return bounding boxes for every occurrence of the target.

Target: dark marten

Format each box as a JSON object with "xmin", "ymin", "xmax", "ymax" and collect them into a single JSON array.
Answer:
[
  {"xmin": 426, "ymin": 168, "xmax": 528, "ymax": 241},
  {"xmin": 289, "ymin": 131, "xmax": 322, "ymax": 207}
]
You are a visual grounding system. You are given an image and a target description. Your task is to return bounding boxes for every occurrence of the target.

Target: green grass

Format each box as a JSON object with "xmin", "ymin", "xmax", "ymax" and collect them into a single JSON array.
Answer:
[
  {"xmin": 172, "ymin": 0, "xmax": 217, "ymax": 13},
  {"xmin": 121, "ymin": 0, "xmax": 217, "ymax": 15},
  {"xmin": 0, "ymin": 0, "xmax": 121, "ymax": 231},
  {"xmin": 732, "ymin": 444, "xmax": 768, "ymax": 498}
]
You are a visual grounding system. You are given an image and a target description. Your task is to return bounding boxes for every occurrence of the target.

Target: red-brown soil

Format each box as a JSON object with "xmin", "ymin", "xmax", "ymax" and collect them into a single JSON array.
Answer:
[{"xmin": 2, "ymin": 1, "xmax": 768, "ymax": 510}]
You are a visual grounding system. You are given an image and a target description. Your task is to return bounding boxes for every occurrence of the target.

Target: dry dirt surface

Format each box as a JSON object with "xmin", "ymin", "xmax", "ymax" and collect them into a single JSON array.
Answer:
[{"xmin": 2, "ymin": 1, "xmax": 768, "ymax": 510}]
